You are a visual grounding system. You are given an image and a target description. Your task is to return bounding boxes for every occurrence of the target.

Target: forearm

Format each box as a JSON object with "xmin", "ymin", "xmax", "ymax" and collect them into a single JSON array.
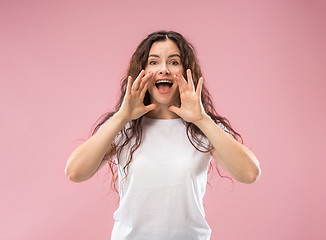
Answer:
[
  {"xmin": 194, "ymin": 114, "xmax": 261, "ymax": 183},
  {"xmin": 65, "ymin": 112, "xmax": 128, "ymax": 182}
]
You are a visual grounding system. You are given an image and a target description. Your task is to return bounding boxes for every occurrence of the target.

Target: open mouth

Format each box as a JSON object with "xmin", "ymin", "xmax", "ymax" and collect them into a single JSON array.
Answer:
[{"xmin": 155, "ymin": 79, "xmax": 173, "ymax": 90}]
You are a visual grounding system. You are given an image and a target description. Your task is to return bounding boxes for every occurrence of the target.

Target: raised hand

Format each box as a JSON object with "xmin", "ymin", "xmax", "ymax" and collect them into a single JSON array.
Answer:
[
  {"xmin": 168, "ymin": 69, "xmax": 207, "ymax": 123},
  {"xmin": 118, "ymin": 70, "xmax": 158, "ymax": 121}
]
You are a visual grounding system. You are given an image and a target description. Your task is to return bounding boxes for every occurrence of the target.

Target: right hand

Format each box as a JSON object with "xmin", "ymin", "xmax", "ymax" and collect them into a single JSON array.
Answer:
[{"xmin": 117, "ymin": 70, "xmax": 158, "ymax": 121}]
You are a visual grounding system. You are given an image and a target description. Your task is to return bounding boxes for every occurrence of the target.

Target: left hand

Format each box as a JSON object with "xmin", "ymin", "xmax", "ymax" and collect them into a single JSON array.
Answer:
[{"xmin": 168, "ymin": 69, "xmax": 208, "ymax": 123}]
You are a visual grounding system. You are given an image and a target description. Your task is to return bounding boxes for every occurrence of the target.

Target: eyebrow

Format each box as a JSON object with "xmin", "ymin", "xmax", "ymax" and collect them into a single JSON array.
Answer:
[{"xmin": 148, "ymin": 54, "xmax": 181, "ymax": 58}]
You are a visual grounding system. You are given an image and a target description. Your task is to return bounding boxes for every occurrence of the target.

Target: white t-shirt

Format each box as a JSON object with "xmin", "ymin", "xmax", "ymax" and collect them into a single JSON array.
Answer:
[{"xmin": 99, "ymin": 116, "xmax": 229, "ymax": 239}]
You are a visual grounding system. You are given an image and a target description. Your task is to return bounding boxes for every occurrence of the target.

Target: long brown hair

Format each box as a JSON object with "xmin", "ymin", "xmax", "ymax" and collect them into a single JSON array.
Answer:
[{"xmin": 92, "ymin": 30, "xmax": 243, "ymax": 194}]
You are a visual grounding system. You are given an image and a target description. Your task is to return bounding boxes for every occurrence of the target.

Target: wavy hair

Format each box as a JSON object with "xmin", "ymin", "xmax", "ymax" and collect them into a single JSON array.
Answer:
[{"xmin": 92, "ymin": 30, "xmax": 243, "ymax": 194}]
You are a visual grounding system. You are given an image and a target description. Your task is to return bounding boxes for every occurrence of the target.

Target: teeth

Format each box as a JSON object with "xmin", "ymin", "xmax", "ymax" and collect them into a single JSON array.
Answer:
[{"xmin": 156, "ymin": 80, "xmax": 172, "ymax": 84}]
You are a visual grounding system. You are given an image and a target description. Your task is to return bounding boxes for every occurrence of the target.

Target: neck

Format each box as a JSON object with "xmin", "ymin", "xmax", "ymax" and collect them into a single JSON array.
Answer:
[{"xmin": 145, "ymin": 105, "xmax": 180, "ymax": 119}]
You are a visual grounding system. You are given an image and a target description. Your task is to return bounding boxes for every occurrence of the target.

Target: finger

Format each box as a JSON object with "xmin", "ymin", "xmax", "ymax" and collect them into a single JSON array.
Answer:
[
  {"xmin": 126, "ymin": 76, "xmax": 132, "ymax": 95},
  {"xmin": 173, "ymin": 73, "xmax": 187, "ymax": 92},
  {"xmin": 196, "ymin": 77, "xmax": 203, "ymax": 97},
  {"xmin": 178, "ymin": 69, "xmax": 191, "ymax": 89},
  {"xmin": 186, "ymin": 69, "xmax": 195, "ymax": 90},
  {"xmin": 178, "ymin": 69, "xmax": 187, "ymax": 82},
  {"xmin": 131, "ymin": 70, "xmax": 145, "ymax": 91},
  {"xmin": 139, "ymin": 71, "xmax": 153, "ymax": 91},
  {"xmin": 140, "ymin": 79, "xmax": 150, "ymax": 99},
  {"xmin": 168, "ymin": 105, "xmax": 181, "ymax": 116}
]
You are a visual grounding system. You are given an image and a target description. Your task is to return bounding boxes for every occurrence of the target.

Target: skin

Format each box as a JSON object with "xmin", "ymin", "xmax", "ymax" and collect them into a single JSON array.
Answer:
[
  {"xmin": 144, "ymin": 40, "xmax": 184, "ymax": 119},
  {"xmin": 65, "ymin": 39, "xmax": 261, "ymax": 184}
]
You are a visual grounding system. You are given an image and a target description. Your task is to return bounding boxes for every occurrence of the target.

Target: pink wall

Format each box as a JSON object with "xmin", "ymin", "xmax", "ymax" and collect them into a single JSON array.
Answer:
[{"xmin": 1, "ymin": 0, "xmax": 325, "ymax": 239}]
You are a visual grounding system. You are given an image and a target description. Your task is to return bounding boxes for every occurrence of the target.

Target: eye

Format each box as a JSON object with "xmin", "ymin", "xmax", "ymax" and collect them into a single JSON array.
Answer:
[
  {"xmin": 170, "ymin": 61, "xmax": 179, "ymax": 65},
  {"xmin": 149, "ymin": 60, "xmax": 157, "ymax": 65}
]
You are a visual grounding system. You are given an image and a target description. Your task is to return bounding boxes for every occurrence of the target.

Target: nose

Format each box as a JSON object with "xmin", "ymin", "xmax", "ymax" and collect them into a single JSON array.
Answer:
[{"xmin": 158, "ymin": 64, "xmax": 170, "ymax": 75}]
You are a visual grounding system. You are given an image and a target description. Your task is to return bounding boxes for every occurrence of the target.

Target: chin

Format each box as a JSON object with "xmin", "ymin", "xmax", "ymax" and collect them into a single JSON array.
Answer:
[
  {"xmin": 151, "ymin": 95, "xmax": 180, "ymax": 107},
  {"xmin": 149, "ymin": 86, "xmax": 180, "ymax": 105}
]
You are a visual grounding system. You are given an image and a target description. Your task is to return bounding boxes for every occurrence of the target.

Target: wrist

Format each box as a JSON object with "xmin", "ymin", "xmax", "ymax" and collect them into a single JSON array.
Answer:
[
  {"xmin": 113, "ymin": 111, "xmax": 131, "ymax": 125},
  {"xmin": 193, "ymin": 113, "xmax": 211, "ymax": 127}
]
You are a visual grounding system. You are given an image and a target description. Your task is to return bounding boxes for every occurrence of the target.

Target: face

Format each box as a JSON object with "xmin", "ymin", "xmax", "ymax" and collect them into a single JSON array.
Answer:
[{"xmin": 144, "ymin": 40, "xmax": 184, "ymax": 107}]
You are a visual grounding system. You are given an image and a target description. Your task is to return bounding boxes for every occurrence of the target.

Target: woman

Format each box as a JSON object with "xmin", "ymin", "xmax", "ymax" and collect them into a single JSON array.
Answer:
[{"xmin": 65, "ymin": 30, "xmax": 261, "ymax": 239}]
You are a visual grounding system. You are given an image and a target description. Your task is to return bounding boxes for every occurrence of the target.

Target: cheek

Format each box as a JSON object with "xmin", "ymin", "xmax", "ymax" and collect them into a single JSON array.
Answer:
[
  {"xmin": 144, "ymin": 65, "xmax": 157, "ymax": 74},
  {"xmin": 170, "ymin": 67, "xmax": 184, "ymax": 76}
]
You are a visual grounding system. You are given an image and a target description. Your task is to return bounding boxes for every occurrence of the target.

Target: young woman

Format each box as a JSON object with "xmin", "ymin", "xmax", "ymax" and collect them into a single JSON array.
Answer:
[{"xmin": 65, "ymin": 30, "xmax": 261, "ymax": 239}]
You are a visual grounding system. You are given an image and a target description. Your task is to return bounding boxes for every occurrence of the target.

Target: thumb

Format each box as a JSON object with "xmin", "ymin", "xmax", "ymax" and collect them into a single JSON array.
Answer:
[
  {"xmin": 144, "ymin": 103, "xmax": 158, "ymax": 113},
  {"xmin": 168, "ymin": 105, "xmax": 181, "ymax": 116}
]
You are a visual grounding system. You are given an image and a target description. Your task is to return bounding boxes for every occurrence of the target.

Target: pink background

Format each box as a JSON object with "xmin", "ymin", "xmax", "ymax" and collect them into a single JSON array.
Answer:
[{"xmin": 1, "ymin": 0, "xmax": 325, "ymax": 239}]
